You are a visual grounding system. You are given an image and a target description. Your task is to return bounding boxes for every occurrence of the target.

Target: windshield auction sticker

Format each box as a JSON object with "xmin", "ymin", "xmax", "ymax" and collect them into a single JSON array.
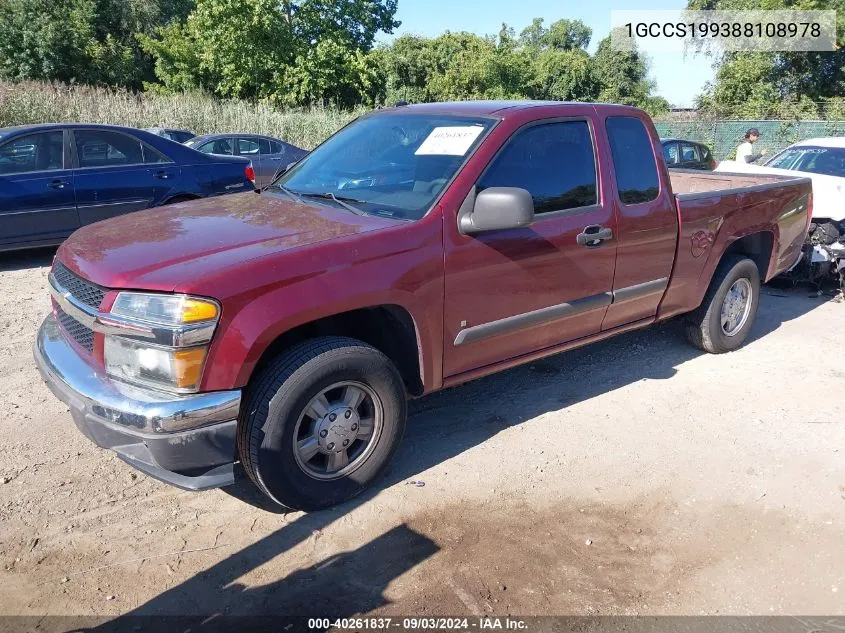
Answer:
[
  {"xmin": 610, "ymin": 10, "xmax": 836, "ymax": 53},
  {"xmin": 415, "ymin": 126, "xmax": 485, "ymax": 156}
]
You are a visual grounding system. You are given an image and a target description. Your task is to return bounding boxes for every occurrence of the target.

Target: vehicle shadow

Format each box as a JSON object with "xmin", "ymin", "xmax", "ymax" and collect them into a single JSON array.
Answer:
[
  {"xmin": 88, "ymin": 524, "xmax": 438, "ymax": 630},
  {"xmin": 0, "ymin": 246, "xmax": 56, "ymax": 272},
  {"xmin": 85, "ymin": 286, "xmax": 831, "ymax": 624}
]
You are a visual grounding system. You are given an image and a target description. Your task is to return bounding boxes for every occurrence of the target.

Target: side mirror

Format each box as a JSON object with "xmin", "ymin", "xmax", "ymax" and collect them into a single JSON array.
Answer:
[{"xmin": 459, "ymin": 187, "xmax": 534, "ymax": 235}]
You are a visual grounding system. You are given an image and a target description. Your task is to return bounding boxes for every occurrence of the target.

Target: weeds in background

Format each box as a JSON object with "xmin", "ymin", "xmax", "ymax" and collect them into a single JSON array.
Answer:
[{"xmin": 0, "ymin": 81, "xmax": 364, "ymax": 148}]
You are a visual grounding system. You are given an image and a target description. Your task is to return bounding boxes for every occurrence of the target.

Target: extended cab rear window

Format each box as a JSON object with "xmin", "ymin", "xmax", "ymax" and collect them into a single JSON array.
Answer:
[{"xmin": 606, "ymin": 116, "xmax": 660, "ymax": 205}]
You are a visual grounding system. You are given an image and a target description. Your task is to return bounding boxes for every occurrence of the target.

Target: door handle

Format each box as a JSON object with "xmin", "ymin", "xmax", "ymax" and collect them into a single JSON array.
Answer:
[
  {"xmin": 48, "ymin": 179, "xmax": 67, "ymax": 190},
  {"xmin": 154, "ymin": 170, "xmax": 171, "ymax": 180},
  {"xmin": 576, "ymin": 225, "xmax": 613, "ymax": 246}
]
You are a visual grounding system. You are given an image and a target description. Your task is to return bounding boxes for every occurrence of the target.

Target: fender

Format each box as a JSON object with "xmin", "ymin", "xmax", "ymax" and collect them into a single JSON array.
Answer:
[{"xmin": 198, "ymin": 214, "xmax": 445, "ymax": 393}]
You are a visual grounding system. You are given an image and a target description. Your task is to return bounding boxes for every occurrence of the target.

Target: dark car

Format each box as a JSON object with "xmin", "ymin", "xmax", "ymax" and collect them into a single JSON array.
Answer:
[
  {"xmin": 144, "ymin": 127, "xmax": 197, "ymax": 143},
  {"xmin": 661, "ymin": 138, "xmax": 717, "ymax": 170},
  {"xmin": 184, "ymin": 134, "xmax": 308, "ymax": 187},
  {"xmin": 0, "ymin": 123, "xmax": 254, "ymax": 252}
]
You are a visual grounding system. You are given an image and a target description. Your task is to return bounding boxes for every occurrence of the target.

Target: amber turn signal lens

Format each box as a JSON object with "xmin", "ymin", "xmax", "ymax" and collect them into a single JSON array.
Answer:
[
  {"xmin": 181, "ymin": 298, "xmax": 219, "ymax": 323},
  {"xmin": 173, "ymin": 347, "xmax": 208, "ymax": 389}
]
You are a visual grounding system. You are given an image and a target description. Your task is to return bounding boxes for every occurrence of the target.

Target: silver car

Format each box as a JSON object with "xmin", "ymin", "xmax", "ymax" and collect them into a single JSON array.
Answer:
[
  {"xmin": 144, "ymin": 127, "xmax": 197, "ymax": 144},
  {"xmin": 185, "ymin": 134, "xmax": 308, "ymax": 187}
]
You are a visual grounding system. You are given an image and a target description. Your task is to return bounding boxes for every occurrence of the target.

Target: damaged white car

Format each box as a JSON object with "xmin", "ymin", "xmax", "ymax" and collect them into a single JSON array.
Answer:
[{"xmin": 717, "ymin": 137, "xmax": 845, "ymax": 292}]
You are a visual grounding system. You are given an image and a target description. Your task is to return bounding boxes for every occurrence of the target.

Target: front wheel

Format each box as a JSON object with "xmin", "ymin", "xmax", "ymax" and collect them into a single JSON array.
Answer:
[
  {"xmin": 238, "ymin": 336, "xmax": 407, "ymax": 511},
  {"xmin": 685, "ymin": 255, "xmax": 761, "ymax": 353}
]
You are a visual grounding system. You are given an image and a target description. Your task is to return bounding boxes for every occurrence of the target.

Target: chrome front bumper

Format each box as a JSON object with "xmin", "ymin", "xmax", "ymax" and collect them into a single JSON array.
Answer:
[{"xmin": 34, "ymin": 313, "xmax": 242, "ymax": 490}]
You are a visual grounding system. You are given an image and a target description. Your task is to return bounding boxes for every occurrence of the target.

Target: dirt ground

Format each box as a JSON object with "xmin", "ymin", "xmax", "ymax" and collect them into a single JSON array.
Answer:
[{"xmin": 0, "ymin": 248, "xmax": 843, "ymax": 618}]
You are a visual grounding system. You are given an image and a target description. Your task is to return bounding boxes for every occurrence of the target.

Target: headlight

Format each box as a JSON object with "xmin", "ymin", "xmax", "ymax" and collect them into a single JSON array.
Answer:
[
  {"xmin": 111, "ymin": 292, "xmax": 218, "ymax": 325},
  {"xmin": 105, "ymin": 337, "xmax": 208, "ymax": 392},
  {"xmin": 105, "ymin": 292, "xmax": 219, "ymax": 393}
]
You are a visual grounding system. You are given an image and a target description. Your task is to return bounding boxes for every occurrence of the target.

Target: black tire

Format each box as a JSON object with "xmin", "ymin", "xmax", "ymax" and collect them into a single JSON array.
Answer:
[
  {"xmin": 684, "ymin": 255, "xmax": 760, "ymax": 354},
  {"xmin": 238, "ymin": 336, "xmax": 407, "ymax": 511}
]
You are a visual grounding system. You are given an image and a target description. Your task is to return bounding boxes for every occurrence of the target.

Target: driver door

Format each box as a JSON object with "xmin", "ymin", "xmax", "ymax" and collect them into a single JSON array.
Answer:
[{"xmin": 443, "ymin": 115, "xmax": 618, "ymax": 377}]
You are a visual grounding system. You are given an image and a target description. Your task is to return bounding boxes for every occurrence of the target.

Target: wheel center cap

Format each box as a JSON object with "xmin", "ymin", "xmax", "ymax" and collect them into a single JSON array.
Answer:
[{"xmin": 317, "ymin": 407, "xmax": 360, "ymax": 452}]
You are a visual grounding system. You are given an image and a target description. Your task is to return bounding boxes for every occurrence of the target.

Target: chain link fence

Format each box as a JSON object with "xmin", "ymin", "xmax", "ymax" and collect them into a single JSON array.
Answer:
[{"xmin": 653, "ymin": 119, "xmax": 845, "ymax": 161}]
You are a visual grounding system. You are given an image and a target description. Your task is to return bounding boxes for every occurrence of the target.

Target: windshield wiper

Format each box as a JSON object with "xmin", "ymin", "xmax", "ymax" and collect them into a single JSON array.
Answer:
[
  {"xmin": 275, "ymin": 184, "xmax": 303, "ymax": 205},
  {"xmin": 298, "ymin": 192, "xmax": 367, "ymax": 216}
]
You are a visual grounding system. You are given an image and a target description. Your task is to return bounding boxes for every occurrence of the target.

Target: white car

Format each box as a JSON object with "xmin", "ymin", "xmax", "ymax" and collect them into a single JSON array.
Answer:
[{"xmin": 717, "ymin": 137, "xmax": 845, "ymax": 290}]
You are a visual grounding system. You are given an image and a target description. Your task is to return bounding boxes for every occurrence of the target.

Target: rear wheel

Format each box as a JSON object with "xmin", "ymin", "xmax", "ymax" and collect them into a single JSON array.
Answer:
[
  {"xmin": 685, "ymin": 255, "xmax": 760, "ymax": 353},
  {"xmin": 238, "ymin": 336, "xmax": 407, "ymax": 511}
]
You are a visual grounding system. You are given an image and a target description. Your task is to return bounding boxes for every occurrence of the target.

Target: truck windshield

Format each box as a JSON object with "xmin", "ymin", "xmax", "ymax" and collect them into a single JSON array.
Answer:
[{"xmin": 271, "ymin": 113, "xmax": 494, "ymax": 220}]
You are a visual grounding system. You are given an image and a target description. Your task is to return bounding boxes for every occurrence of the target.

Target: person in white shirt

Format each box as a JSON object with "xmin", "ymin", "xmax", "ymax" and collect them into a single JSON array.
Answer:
[{"xmin": 736, "ymin": 128, "xmax": 767, "ymax": 163}]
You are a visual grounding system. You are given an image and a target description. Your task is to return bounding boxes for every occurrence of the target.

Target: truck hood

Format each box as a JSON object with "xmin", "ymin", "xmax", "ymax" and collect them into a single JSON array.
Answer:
[{"xmin": 58, "ymin": 192, "xmax": 404, "ymax": 290}]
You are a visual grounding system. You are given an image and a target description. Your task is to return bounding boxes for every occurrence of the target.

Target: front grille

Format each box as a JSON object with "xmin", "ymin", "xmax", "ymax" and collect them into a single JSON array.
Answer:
[
  {"xmin": 56, "ymin": 306, "xmax": 94, "ymax": 352},
  {"xmin": 52, "ymin": 262, "xmax": 106, "ymax": 309}
]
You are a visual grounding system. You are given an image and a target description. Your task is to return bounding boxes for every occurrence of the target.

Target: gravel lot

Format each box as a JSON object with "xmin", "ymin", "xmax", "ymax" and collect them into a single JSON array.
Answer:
[{"xmin": 0, "ymin": 248, "xmax": 843, "ymax": 617}]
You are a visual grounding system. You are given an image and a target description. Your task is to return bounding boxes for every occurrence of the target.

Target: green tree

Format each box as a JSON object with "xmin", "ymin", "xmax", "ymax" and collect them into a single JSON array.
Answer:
[
  {"xmin": 519, "ymin": 18, "xmax": 547, "ymax": 50},
  {"xmin": 140, "ymin": 0, "xmax": 398, "ymax": 107},
  {"xmin": 590, "ymin": 29, "xmax": 669, "ymax": 115},
  {"xmin": 519, "ymin": 17, "xmax": 593, "ymax": 51},
  {"xmin": 380, "ymin": 31, "xmax": 532, "ymax": 103},
  {"xmin": 380, "ymin": 18, "xmax": 609, "ymax": 105},
  {"xmin": 519, "ymin": 18, "xmax": 599, "ymax": 101},
  {"xmin": 545, "ymin": 19, "xmax": 592, "ymax": 51},
  {"xmin": 529, "ymin": 48, "xmax": 597, "ymax": 101},
  {"xmin": 0, "ymin": 0, "xmax": 192, "ymax": 88},
  {"xmin": 689, "ymin": 0, "xmax": 845, "ymax": 118},
  {"xmin": 281, "ymin": 38, "xmax": 386, "ymax": 107}
]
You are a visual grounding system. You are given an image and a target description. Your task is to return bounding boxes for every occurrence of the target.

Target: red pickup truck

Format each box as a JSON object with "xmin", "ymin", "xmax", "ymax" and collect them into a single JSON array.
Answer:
[{"xmin": 35, "ymin": 101, "xmax": 812, "ymax": 510}]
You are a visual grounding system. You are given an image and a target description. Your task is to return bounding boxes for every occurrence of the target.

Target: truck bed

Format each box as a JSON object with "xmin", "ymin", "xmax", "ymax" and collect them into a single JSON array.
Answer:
[
  {"xmin": 657, "ymin": 168, "xmax": 812, "ymax": 322},
  {"xmin": 668, "ymin": 169, "xmax": 807, "ymax": 198}
]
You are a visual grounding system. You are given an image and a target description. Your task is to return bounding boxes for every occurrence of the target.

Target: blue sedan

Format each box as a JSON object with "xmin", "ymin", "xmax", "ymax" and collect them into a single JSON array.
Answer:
[{"xmin": 0, "ymin": 123, "xmax": 254, "ymax": 252}]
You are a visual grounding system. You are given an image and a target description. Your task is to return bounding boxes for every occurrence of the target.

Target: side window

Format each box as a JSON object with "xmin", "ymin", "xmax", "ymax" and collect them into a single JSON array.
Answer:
[
  {"xmin": 269, "ymin": 140, "xmax": 285, "ymax": 154},
  {"xmin": 478, "ymin": 121, "xmax": 597, "ymax": 214},
  {"xmin": 700, "ymin": 145, "xmax": 711, "ymax": 161},
  {"xmin": 258, "ymin": 138, "xmax": 274, "ymax": 154},
  {"xmin": 662, "ymin": 143, "xmax": 679, "ymax": 165},
  {"xmin": 143, "ymin": 144, "xmax": 170, "ymax": 164},
  {"xmin": 75, "ymin": 130, "xmax": 144, "ymax": 168},
  {"xmin": 199, "ymin": 139, "xmax": 233, "ymax": 155},
  {"xmin": 681, "ymin": 142, "xmax": 700, "ymax": 162},
  {"xmin": 605, "ymin": 116, "xmax": 660, "ymax": 205},
  {"xmin": 237, "ymin": 138, "xmax": 260, "ymax": 155},
  {"xmin": 0, "ymin": 131, "xmax": 64, "ymax": 175}
]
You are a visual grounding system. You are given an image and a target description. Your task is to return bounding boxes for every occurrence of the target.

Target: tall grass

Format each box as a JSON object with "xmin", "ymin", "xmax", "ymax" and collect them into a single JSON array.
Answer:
[{"xmin": 0, "ymin": 81, "xmax": 363, "ymax": 148}]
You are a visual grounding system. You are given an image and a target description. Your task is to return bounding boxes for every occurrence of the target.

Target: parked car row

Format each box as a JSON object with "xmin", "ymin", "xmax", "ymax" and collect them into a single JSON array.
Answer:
[
  {"xmin": 185, "ymin": 134, "xmax": 308, "ymax": 187},
  {"xmin": 0, "ymin": 124, "xmax": 308, "ymax": 252}
]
